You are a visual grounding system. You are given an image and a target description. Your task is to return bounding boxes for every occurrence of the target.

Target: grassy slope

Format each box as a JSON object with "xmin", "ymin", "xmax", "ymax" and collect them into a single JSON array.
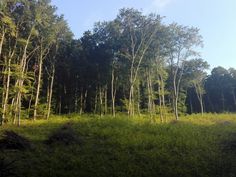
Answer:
[{"xmin": 1, "ymin": 113, "xmax": 236, "ymax": 177}]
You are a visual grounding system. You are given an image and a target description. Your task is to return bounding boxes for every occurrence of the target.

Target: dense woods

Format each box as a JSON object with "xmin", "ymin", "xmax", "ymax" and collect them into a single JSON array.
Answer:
[{"xmin": 1, "ymin": 0, "xmax": 236, "ymax": 125}]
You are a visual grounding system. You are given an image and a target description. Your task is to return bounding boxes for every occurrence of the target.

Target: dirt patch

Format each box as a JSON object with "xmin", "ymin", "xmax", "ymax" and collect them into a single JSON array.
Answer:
[{"xmin": 0, "ymin": 131, "xmax": 32, "ymax": 150}]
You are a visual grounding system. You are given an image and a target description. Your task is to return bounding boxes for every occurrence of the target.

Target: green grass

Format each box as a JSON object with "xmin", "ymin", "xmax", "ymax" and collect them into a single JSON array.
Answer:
[{"xmin": 1, "ymin": 113, "xmax": 236, "ymax": 177}]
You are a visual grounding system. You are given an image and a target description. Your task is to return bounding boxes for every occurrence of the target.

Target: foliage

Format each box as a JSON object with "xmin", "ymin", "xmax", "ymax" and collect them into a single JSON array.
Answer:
[{"xmin": 0, "ymin": 0, "xmax": 236, "ymax": 125}]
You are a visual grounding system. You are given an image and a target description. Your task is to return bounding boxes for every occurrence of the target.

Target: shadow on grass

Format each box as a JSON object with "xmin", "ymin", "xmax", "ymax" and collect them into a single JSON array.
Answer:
[{"xmin": 0, "ymin": 116, "xmax": 236, "ymax": 177}]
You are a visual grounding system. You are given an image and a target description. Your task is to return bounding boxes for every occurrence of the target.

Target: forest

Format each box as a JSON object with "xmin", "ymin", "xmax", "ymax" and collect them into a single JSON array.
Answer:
[
  {"xmin": 1, "ymin": 1, "xmax": 236, "ymax": 177},
  {"xmin": 1, "ymin": 0, "xmax": 236, "ymax": 125}
]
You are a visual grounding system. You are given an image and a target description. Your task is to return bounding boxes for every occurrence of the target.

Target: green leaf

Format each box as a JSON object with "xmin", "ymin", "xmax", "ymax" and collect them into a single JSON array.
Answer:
[{"xmin": 17, "ymin": 38, "xmax": 28, "ymax": 45}]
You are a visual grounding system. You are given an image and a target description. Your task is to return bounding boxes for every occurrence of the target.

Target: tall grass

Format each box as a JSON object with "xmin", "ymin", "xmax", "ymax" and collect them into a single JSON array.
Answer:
[{"xmin": 0, "ymin": 113, "xmax": 236, "ymax": 177}]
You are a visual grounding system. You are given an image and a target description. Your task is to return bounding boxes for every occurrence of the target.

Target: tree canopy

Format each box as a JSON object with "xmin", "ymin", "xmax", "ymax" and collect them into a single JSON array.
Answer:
[{"xmin": 0, "ymin": 2, "xmax": 235, "ymax": 125}]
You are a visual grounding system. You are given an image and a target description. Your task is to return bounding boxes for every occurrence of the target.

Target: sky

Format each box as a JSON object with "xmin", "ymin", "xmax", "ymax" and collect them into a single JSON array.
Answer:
[{"xmin": 51, "ymin": 0, "xmax": 236, "ymax": 71}]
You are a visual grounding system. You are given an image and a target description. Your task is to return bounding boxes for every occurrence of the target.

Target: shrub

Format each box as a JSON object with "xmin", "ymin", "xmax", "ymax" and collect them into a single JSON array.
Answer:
[
  {"xmin": 0, "ymin": 131, "xmax": 31, "ymax": 150},
  {"xmin": 45, "ymin": 122, "xmax": 82, "ymax": 145}
]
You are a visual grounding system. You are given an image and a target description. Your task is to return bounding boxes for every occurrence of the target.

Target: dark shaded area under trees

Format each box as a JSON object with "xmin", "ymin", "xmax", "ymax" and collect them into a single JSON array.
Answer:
[{"xmin": 1, "ymin": 0, "xmax": 236, "ymax": 125}]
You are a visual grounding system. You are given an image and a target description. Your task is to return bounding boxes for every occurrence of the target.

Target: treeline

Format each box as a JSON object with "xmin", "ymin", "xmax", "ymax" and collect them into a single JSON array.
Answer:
[
  {"xmin": 0, "ymin": 0, "xmax": 72, "ymax": 125},
  {"xmin": 0, "ymin": 0, "xmax": 236, "ymax": 125}
]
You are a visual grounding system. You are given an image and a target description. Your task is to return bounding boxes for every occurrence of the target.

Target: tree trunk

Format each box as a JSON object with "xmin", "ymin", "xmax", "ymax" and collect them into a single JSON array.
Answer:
[
  {"xmin": 172, "ymin": 60, "xmax": 184, "ymax": 120},
  {"xmin": 146, "ymin": 69, "xmax": 152, "ymax": 115},
  {"xmin": 80, "ymin": 92, "xmax": 83, "ymax": 115},
  {"xmin": 104, "ymin": 85, "xmax": 107, "ymax": 115},
  {"xmin": 74, "ymin": 84, "xmax": 78, "ymax": 113},
  {"xmin": 58, "ymin": 96, "xmax": 62, "ymax": 115},
  {"xmin": 33, "ymin": 52, "xmax": 43, "ymax": 120},
  {"xmin": 93, "ymin": 87, "xmax": 97, "ymax": 114},
  {"xmin": 158, "ymin": 79, "xmax": 163, "ymax": 123},
  {"xmin": 0, "ymin": 30, "xmax": 5, "ymax": 58},
  {"xmin": 200, "ymin": 97, "xmax": 204, "ymax": 116},
  {"xmin": 160, "ymin": 75, "xmax": 167, "ymax": 122},
  {"xmin": 1, "ymin": 73, "xmax": 6, "ymax": 125},
  {"xmin": 99, "ymin": 86, "xmax": 103, "ymax": 117},
  {"xmin": 0, "ymin": 32, "xmax": 5, "ymax": 113},
  {"xmin": 46, "ymin": 65, "xmax": 55, "ymax": 120},
  {"xmin": 189, "ymin": 95, "xmax": 193, "ymax": 114},
  {"xmin": 27, "ymin": 65, "xmax": 37, "ymax": 118},
  {"xmin": 84, "ymin": 89, "xmax": 87, "ymax": 113},
  {"xmin": 2, "ymin": 57, "xmax": 12, "ymax": 124},
  {"xmin": 111, "ymin": 68, "xmax": 117, "ymax": 117},
  {"xmin": 14, "ymin": 27, "xmax": 34, "ymax": 125},
  {"xmin": 232, "ymin": 89, "xmax": 236, "ymax": 108},
  {"xmin": 1, "ymin": 31, "xmax": 18, "ymax": 124},
  {"xmin": 173, "ymin": 74, "xmax": 179, "ymax": 120},
  {"xmin": 194, "ymin": 82, "xmax": 204, "ymax": 116},
  {"xmin": 128, "ymin": 84, "xmax": 132, "ymax": 116},
  {"xmin": 17, "ymin": 92, "xmax": 21, "ymax": 127},
  {"xmin": 174, "ymin": 95, "xmax": 179, "ymax": 120},
  {"xmin": 137, "ymin": 81, "xmax": 141, "ymax": 116}
]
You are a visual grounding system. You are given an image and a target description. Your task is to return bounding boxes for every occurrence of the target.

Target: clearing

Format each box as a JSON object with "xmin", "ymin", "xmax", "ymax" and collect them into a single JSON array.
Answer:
[{"xmin": 0, "ymin": 114, "xmax": 236, "ymax": 177}]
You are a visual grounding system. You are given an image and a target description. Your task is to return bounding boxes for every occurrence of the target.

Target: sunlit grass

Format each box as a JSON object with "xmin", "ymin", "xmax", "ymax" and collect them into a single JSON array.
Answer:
[{"xmin": 0, "ymin": 113, "xmax": 236, "ymax": 177}]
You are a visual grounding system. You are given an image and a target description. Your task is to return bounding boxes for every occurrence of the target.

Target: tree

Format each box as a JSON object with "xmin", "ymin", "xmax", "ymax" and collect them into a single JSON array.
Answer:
[
  {"xmin": 0, "ymin": 1, "xmax": 17, "ymax": 124},
  {"xmin": 45, "ymin": 16, "xmax": 72, "ymax": 120},
  {"xmin": 11, "ymin": 0, "xmax": 39, "ymax": 126},
  {"xmin": 166, "ymin": 24, "xmax": 203, "ymax": 120},
  {"xmin": 0, "ymin": 0, "xmax": 72, "ymax": 125},
  {"xmin": 184, "ymin": 59, "xmax": 209, "ymax": 115},
  {"xmin": 204, "ymin": 67, "xmax": 234, "ymax": 113},
  {"xmin": 115, "ymin": 8, "xmax": 161, "ymax": 116}
]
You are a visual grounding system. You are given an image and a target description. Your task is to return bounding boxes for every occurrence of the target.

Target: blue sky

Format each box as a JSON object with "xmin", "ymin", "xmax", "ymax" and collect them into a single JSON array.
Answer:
[{"xmin": 51, "ymin": 0, "xmax": 236, "ymax": 70}]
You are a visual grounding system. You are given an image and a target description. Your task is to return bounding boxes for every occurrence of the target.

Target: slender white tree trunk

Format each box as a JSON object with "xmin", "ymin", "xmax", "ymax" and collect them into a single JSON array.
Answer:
[
  {"xmin": 111, "ymin": 68, "xmax": 117, "ymax": 117},
  {"xmin": 46, "ymin": 66, "xmax": 55, "ymax": 120},
  {"xmin": 33, "ymin": 51, "xmax": 43, "ymax": 120}
]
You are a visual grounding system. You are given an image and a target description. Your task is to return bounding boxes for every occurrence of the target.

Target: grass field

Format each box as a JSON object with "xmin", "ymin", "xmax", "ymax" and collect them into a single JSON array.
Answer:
[{"xmin": 1, "ymin": 113, "xmax": 236, "ymax": 177}]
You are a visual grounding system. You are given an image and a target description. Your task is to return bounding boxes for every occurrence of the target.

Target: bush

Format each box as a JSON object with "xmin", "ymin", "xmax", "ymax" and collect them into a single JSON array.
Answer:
[
  {"xmin": 45, "ymin": 122, "xmax": 82, "ymax": 145},
  {"xmin": 0, "ymin": 131, "xmax": 32, "ymax": 150}
]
